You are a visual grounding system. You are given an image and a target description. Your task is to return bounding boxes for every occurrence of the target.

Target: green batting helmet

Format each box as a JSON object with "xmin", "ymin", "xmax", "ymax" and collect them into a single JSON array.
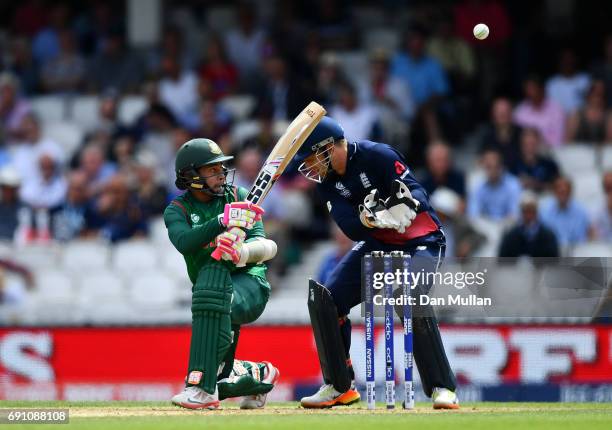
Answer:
[{"xmin": 174, "ymin": 138, "xmax": 234, "ymax": 193}]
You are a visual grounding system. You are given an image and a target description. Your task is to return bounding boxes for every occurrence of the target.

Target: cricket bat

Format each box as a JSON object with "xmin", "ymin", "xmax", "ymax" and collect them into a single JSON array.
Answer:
[{"xmin": 212, "ymin": 101, "xmax": 326, "ymax": 260}]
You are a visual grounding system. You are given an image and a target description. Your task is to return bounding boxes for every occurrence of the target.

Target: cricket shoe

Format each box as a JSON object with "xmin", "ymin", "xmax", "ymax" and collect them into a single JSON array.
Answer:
[
  {"xmin": 300, "ymin": 382, "xmax": 360, "ymax": 408},
  {"xmin": 171, "ymin": 386, "xmax": 220, "ymax": 410},
  {"xmin": 432, "ymin": 387, "xmax": 459, "ymax": 409},
  {"xmin": 239, "ymin": 361, "xmax": 281, "ymax": 409}
]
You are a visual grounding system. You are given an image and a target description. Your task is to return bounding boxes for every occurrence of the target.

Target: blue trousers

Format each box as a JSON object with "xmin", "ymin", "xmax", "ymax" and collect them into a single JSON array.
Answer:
[{"xmin": 324, "ymin": 233, "xmax": 456, "ymax": 397}]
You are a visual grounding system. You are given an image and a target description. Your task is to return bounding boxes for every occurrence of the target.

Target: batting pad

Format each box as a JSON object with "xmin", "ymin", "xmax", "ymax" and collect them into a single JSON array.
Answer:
[{"xmin": 188, "ymin": 263, "xmax": 233, "ymax": 394}]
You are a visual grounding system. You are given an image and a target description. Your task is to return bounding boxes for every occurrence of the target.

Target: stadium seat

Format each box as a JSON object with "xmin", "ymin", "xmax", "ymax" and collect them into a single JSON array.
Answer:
[
  {"xmin": 112, "ymin": 240, "xmax": 159, "ymax": 273},
  {"xmin": 118, "ymin": 96, "xmax": 148, "ymax": 125},
  {"xmin": 43, "ymin": 121, "xmax": 85, "ymax": 158},
  {"xmin": 219, "ymin": 95, "xmax": 256, "ymax": 120},
  {"xmin": 127, "ymin": 272, "xmax": 178, "ymax": 309},
  {"xmin": 363, "ymin": 28, "xmax": 400, "ymax": 52},
  {"xmin": 69, "ymin": 96, "xmax": 100, "ymax": 128},
  {"xmin": 62, "ymin": 240, "xmax": 110, "ymax": 272},
  {"xmin": 570, "ymin": 171, "xmax": 604, "ymax": 215},
  {"xmin": 30, "ymin": 96, "xmax": 66, "ymax": 123},
  {"xmin": 77, "ymin": 272, "xmax": 125, "ymax": 306},
  {"xmin": 12, "ymin": 244, "xmax": 61, "ymax": 270},
  {"xmin": 160, "ymin": 247, "xmax": 187, "ymax": 278},
  {"xmin": 34, "ymin": 270, "xmax": 75, "ymax": 301},
  {"xmin": 149, "ymin": 216, "xmax": 170, "ymax": 245},
  {"xmin": 571, "ymin": 242, "xmax": 612, "ymax": 258},
  {"xmin": 30, "ymin": 270, "xmax": 81, "ymax": 324},
  {"xmin": 553, "ymin": 144, "xmax": 596, "ymax": 174},
  {"xmin": 601, "ymin": 146, "xmax": 612, "ymax": 171}
]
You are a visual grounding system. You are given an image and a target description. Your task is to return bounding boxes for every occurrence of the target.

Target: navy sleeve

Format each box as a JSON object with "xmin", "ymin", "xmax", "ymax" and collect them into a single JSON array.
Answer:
[{"xmin": 318, "ymin": 186, "xmax": 371, "ymax": 242}]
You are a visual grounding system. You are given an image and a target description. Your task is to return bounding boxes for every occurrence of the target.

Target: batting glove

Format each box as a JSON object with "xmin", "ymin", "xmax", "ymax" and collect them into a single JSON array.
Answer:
[
  {"xmin": 218, "ymin": 202, "xmax": 265, "ymax": 230},
  {"xmin": 215, "ymin": 227, "xmax": 247, "ymax": 264}
]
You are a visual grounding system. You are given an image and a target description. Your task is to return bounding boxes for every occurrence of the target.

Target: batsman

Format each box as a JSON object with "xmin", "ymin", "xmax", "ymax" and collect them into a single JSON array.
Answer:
[
  {"xmin": 296, "ymin": 117, "xmax": 459, "ymax": 409},
  {"xmin": 164, "ymin": 138, "xmax": 279, "ymax": 410}
]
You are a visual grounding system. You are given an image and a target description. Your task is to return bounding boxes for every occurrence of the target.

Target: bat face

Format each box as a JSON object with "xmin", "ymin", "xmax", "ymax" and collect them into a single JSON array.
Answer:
[{"xmin": 246, "ymin": 102, "xmax": 326, "ymax": 204}]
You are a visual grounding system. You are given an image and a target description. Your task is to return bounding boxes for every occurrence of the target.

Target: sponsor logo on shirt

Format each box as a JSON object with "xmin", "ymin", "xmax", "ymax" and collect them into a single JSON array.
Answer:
[
  {"xmin": 190, "ymin": 213, "xmax": 201, "ymax": 225},
  {"xmin": 395, "ymin": 161, "xmax": 407, "ymax": 175},
  {"xmin": 359, "ymin": 172, "xmax": 371, "ymax": 189},
  {"xmin": 335, "ymin": 181, "xmax": 351, "ymax": 198}
]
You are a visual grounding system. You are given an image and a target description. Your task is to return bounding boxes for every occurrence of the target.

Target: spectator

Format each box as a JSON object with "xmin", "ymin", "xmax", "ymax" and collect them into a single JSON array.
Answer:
[
  {"xmin": 391, "ymin": 26, "xmax": 450, "ymax": 109},
  {"xmin": 256, "ymin": 55, "xmax": 309, "ymax": 121},
  {"xmin": 133, "ymin": 151, "xmax": 168, "ymax": 217},
  {"xmin": 546, "ymin": 48, "xmax": 590, "ymax": 114},
  {"xmin": 514, "ymin": 76, "xmax": 565, "ymax": 147},
  {"xmin": 427, "ymin": 13, "xmax": 476, "ymax": 93},
  {"xmin": 317, "ymin": 225, "xmax": 354, "ymax": 285},
  {"xmin": 330, "ymin": 81, "xmax": 381, "ymax": 142},
  {"xmin": 192, "ymin": 100, "xmax": 232, "ymax": 154},
  {"xmin": 148, "ymin": 26, "xmax": 196, "ymax": 78},
  {"xmin": 419, "ymin": 141, "xmax": 466, "ymax": 199},
  {"xmin": 0, "ymin": 267, "xmax": 28, "ymax": 309},
  {"xmin": 431, "ymin": 187, "xmax": 485, "ymax": 258},
  {"xmin": 510, "ymin": 128, "xmax": 559, "ymax": 192},
  {"xmin": 478, "ymin": 97, "xmax": 522, "ymax": 169},
  {"xmin": 11, "ymin": 0, "xmax": 47, "ymax": 38},
  {"xmin": 233, "ymin": 146, "xmax": 284, "ymax": 220},
  {"xmin": 51, "ymin": 171, "xmax": 95, "ymax": 241},
  {"xmin": 540, "ymin": 177, "xmax": 593, "ymax": 250},
  {"xmin": 166, "ymin": 127, "xmax": 192, "ymax": 196},
  {"xmin": 591, "ymin": 34, "xmax": 612, "ymax": 107},
  {"xmin": 315, "ymin": 52, "xmax": 347, "ymax": 106},
  {"xmin": 77, "ymin": 144, "xmax": 116, "ymax": 197},
  {"xmin": 467, "ymin": 149, "xmax": 522, "ymax": 221},
  {"xmin": 9, "ymin": 113, "xmax": 64, "ymax": 178},
  {"xmin": 158, "ymin": 55, "xmax": 199, "ymax": 128},
  {"xmin": 593, "ymin": 171, "xmax": 612, "ymax": 241},
  {"xmin": 0, "ymin": 166, "xmax": 22, "ymax": 240},
  {"xmin": 3, "ymin": 37, "xmax": 39, "ymax": 95},
  {"xmin": 498, "ymin": 191, "xmax": 559, "ymax": 258},
  {"xmin": 358, "ymin": 48, "xmax": 414, "ymax": 145},
  {"xmin": 565, "ymin": 81, "xmax": 611, "ymax": 145},
  {"xmin": 40, "ymin": 29, "xmax": 86, "ymax": 94},
  {"xmin": 0, "ymin": 73, "xmax": 31, "ymax": 141},
  {"xmin": 198, "ymin": 36, "xmax": 239, "ymax": 101},
  {"xmin": 224, "ymin": 3, "xmax": 267, "ymax": 84},
  {"xmin": 87, "ymin": 31, "xmax": 143, "ymax": 93},
  {"xmin": 90, "ymin": 174, "xmax": 147, "ymax": 242},
  {"xmin": 20, "ymin": 153, "xmax": 67, "ymax": 210},
  {"xmin": 31, "ymin": 3, "xmax": 69, "ymax": 65}
]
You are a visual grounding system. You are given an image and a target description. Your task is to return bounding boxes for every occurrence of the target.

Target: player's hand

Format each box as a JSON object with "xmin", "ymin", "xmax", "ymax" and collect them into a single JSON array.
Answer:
[
  {"xmin": 383, "ymin": 180, "xmax": 419, "ymax": 233},
  {"xmin": 219, "ymin": 202, "xmax": 265, "ymax": 229},
  {"xmin": 215, "ymin": 227, "xmax": 246, "ymax": 264},
  {"xmin": 359, "ymin": 189, "xmax": 401, "ymax": 230}
]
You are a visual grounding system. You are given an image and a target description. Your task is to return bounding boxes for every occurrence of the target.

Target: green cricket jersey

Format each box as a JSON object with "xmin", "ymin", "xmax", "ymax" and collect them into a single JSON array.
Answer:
[{"xmin": 163, "ymin": 186, "xmax": 268, "ymax": 284}]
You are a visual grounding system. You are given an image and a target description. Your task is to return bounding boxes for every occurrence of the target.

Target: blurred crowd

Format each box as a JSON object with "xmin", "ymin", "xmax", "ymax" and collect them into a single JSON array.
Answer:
[{"xmin": 0, "ymin": 0, "xmax": 611, "ymax": 289}]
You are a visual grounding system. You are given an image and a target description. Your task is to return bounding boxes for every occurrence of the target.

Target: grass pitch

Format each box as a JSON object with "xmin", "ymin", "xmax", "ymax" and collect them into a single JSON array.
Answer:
[{"xmin": 1, "ymin": 401, "xmax": 611, "ymax": 430}]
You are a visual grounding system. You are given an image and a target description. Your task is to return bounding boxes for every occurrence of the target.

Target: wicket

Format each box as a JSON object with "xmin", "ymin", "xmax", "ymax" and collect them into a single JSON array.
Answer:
[{"xmin": 363, "ymin": 251, "xmax": 414, "ymax": 410}]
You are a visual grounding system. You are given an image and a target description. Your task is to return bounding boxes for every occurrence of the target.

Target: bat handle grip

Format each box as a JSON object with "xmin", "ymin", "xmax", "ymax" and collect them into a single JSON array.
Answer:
[{"xmin": 211, "ymin": 247, "xmax": 223, "ymax": 261}]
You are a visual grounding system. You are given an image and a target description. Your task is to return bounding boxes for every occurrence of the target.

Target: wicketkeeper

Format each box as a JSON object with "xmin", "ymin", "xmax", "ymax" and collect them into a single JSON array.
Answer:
[
  {"xmin": 295, "ymin": 117, "xmax": 459, "ymax": 409},
  {"xmin": 164, "ymin": 138, "xmax": 279, "ymax": 410}
]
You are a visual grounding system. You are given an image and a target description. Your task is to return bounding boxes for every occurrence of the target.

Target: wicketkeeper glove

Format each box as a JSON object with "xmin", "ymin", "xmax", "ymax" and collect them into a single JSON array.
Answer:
[
  {"xmin": 383, "ymin": 180, "xmax": 420, "ymax": 233},
  {"xmin": 218, "ymin": 202, "xmax": 265, "ymax": 230},
  {"xmin": 359, "ymin": 189, "xmax": 401, "ymax": 230},
  {"xmin": 215, "ymin": 227, "xmax": 247, "ymax": 264}
]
